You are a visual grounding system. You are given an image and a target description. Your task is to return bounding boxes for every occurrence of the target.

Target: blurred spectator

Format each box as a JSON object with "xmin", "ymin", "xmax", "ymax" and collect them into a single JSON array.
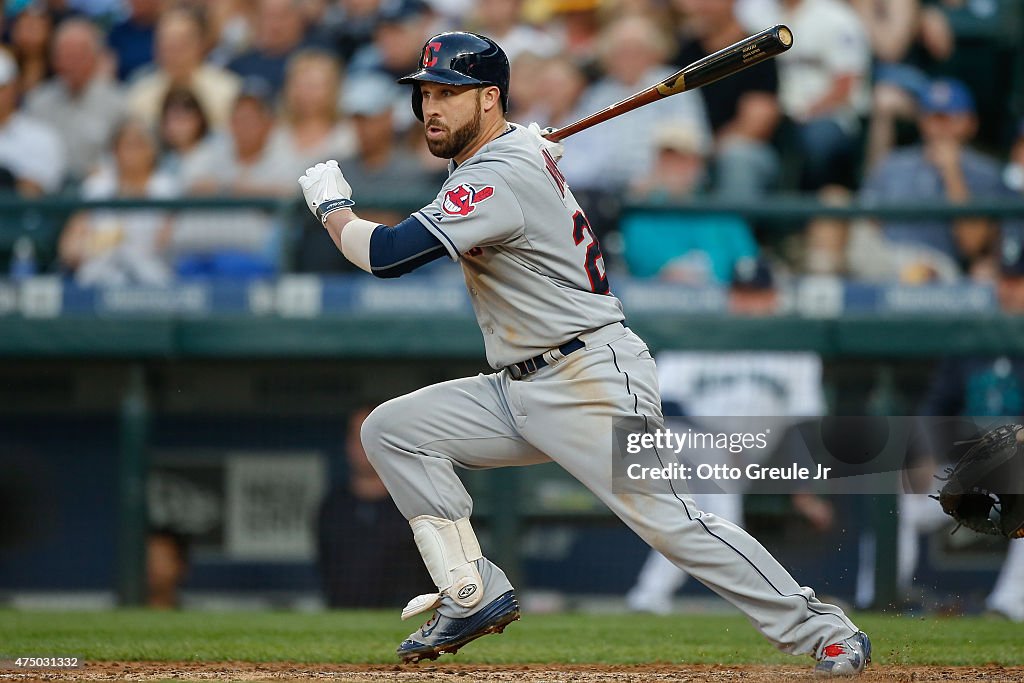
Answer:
[
  {"xmin": 58, "ymin": 118, "xmax": 177, "ymax": 286},
  {"xmin": 674, "ymin": 0, "xmax": 781, "ymax": 198},
  {"xmin": 620, "ymin": 123, "xmax": 757, "ymax": 285},
  {"xmin": 317, "ymin": 404, "xmax": 429, "ymax": 608},
  {"xmin": 348, "ymin": 0, "xmax": 434, "ymax": 133},
  {"xmin": 999, "ymin": 121, "xmax": 1024, "ymax": 310},
  {"xmin": 1004, "ymin": 119, "xmax": 1024, "ymax": 194},
  {"xmin": 751, "ymin": 0, "xmax": 870, "ymax": 191},
  {"xmin": 271, "ymin": 50, "xmax": 356, "ymax": 170},
  {"xmin": 157, "ymin": 87, "xmax": 211, "ymax": 180},
  {"xmin": 516, "ymin": 53, "xmax": 587, "ymax": 129},
  {"xmin": 182, "ymin": 78, "xmax": 300, "ymax": 197},
  {"xmin": 227, "ymin": 0, "xmax": 322, "ymax": 96},
  {"xmin": 25, "ymin": 18, "xmax": 125, "ymax": 184},
  {"xmin": 299, "ymin": 1, "xmax": 327, "ymax": 24},
  {"xmin": 630, "ymin": 123, "xmax": 709, "ymax": 201},
  {"xmin": 9, "ymin": 6, "xmax": 54, "ymax": 95},
  {"xmin": 423, "ymin": 0, "xmax": 472, "ymax": 25},
  {"xmin": 559, "ymin": 15, "xmax": 710, "ymax": 194},
  {"xmin": 24, "ymin": 0, "xmax": 83, "ymax": 26},
  {"xmin": 66, "ymin": 0, "xmax": 122, "ymax": 19},
  {"xmin": 317, "ymin": 0, "xmax": 383, "ymax": 64},
  {"xmin": 734, "ymin": 0, "xmax": 780, "ymax": 31},
  {"xmin": 861, "ymin": 78, "xmax": 1015, "ymax": 278},
  {"xmin": 173, "ymin": 79, "xmax": 302, "ymax": 277},
  {"xmin": 127, "ymin": 7, "xmax": 242, "ymax": 129},
  {"xmin": 853, "ymin": 0, "xmax": 954, "ymax": 68},
  {"xmin": 800, "ymin": 186, "xmax": 864, "ymax": 277},
  {"xmin": 795, "ymin": 186, "xmax": 963, "ymax": 283},
  {"xmin": 614, "ymin": 0, "xmax": 673, "ymax": 19},
  {"xmin": 950, "ymin": 218, "xmax": 1001, "ymax": 282},
  {"xmin": 0, "ymin": 49, "xmax": 66, "ymax": 196},
  {"xmin": 505, "ymin": 51, "xmax": 546, "ymax": 124},
  {"xmin": 470, "ymin": 0, "xmax": 559, "ymax": 63},
  {"xmin": 341, "ymin": 74, "xmax": 442, "ymax": 210},
  {"xmin": 852, "ymin": 0, "xmax": 955, "ymax": 169},
  {"xmin": 295, "ymin": 73, "xmax": 442, "ymax": 273},
  {"xmin": 147, "ymin": 528, "xmax": 190, "ymax": 610},
  {"xmin": 349, "ymin": 0, "xmax": 433, "ymax": 80},
  {"xmin": 545, "ymin": 0, "xmax": 603, "ymax": 68},
  {"xmin": 106, "ymin": 0, "xmax": 160, "ymax": 82},
  {"xmin": 206, "ymin": 0, "xmax": 259, "ymax": 66}
]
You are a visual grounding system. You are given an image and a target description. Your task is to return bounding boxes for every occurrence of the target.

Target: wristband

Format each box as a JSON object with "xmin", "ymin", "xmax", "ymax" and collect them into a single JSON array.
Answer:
[{"xmin": 316, "ymin": 197, "xmax": 356, "ymax": 225}]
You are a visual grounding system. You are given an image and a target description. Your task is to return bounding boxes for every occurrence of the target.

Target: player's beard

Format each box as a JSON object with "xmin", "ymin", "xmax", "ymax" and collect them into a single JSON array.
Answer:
[{"xmin": 425, "ymin": 96, "xmax": 482, "ymax": 159}]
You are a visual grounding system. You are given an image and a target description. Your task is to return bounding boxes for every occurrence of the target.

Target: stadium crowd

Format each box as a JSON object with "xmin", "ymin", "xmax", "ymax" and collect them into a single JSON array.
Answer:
[{"xmin": 0, "ymin": 0, "xmax": 1022, "ymax": 288}]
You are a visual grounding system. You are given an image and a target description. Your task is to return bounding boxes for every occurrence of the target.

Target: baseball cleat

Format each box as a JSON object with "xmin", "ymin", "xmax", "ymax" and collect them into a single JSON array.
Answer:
[
  {"xmin": 397, "ymin": 590, "xmax": 520, "ymax": 663},
  {"xmin": 814, "ymin": 631, "xmax": 871, "ymax": 677}
]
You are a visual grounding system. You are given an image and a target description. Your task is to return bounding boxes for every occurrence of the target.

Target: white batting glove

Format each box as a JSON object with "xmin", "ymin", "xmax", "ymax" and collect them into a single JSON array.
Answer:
[
  {"xmin": 298, "ymin": 160, "xmax": 355, "ymax": 225},
  {"xmin": 527, "ymin": 122, "xmax": 565, "ymax": 163}
]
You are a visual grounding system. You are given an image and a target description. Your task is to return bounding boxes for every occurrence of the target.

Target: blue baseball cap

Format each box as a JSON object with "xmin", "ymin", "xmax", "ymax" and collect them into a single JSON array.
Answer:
[
  {"xmin": 377, "ymin": 0, "xmax": 430, "ymax": 24},
  {"xmin": 234, "ymin": 76, "xmax": 275, "ymax": 109},
  {"xmin": 920, "ymin": 78, "xmax": 975, "ymax": 115}
]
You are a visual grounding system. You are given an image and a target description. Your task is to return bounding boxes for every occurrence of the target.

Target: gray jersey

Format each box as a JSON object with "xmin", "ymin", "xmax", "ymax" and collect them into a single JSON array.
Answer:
[{"xmin": 412, "ymin": 124, "xmax": 624, "ymax": 369}]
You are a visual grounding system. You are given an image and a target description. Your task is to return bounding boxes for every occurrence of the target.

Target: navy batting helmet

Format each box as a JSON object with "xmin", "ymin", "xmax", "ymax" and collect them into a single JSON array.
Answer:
[{"xmin": 398, "ymin": 32, "xmax": 510, "ymax": 121}]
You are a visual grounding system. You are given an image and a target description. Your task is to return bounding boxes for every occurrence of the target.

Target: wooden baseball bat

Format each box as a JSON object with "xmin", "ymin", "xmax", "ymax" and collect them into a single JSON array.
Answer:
[{"xmin": 543, "ymin": 24, "xmax": 793, "ymax": 143}]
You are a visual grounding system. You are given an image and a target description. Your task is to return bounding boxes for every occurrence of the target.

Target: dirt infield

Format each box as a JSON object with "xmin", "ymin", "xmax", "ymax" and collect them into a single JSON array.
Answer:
[{"xmin": 3, "ymin": 662, "xmax": 1024, "ymax": 682}]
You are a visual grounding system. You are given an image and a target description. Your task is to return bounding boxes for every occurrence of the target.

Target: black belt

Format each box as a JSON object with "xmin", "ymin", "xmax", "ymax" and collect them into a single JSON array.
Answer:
[{"xmin": 507, "ymin": 338, "xmax": 586, "ymax": 380}]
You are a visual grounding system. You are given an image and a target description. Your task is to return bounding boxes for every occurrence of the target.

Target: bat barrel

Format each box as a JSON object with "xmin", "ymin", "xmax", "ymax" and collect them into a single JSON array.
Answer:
[
  {"xmin": 543, "ymin": 25, "xmax": 793, "ymax": 143},
  {"xmin": 658, "ymin": 24, "xmax": 793, "ymax": 96}
]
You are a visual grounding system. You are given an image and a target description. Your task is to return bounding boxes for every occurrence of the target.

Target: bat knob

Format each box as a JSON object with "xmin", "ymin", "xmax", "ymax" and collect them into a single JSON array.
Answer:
[{"xmin": 776, "ymin": 25, "xmax": 793, "ymax": 48}]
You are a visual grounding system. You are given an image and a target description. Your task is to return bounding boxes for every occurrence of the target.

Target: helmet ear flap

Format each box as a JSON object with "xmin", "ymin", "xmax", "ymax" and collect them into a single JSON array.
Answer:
[{"xmin": 412, "ymin": 84, "xmax": 424, "ymax": 122}]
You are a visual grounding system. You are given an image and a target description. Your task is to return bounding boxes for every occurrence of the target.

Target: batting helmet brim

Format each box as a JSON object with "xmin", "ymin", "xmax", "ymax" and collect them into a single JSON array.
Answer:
[
  {"xmin": 397, "ymin": 68, "xmax": 487, "ymax": 87},
  {"xmin": 399, "ymin": 69, "xmax": 500, "ymax": 121}
]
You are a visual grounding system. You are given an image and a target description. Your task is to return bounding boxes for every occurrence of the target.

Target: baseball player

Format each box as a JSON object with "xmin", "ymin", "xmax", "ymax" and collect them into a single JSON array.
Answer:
[{"xmin": 298, "ymin": 32, "xmax": 871, "ymax": 676}]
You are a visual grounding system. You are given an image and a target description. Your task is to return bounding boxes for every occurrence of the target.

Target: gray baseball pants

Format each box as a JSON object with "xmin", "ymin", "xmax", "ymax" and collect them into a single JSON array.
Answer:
[{"xmin": 360, "ymin": 322, "xmax": 859, "ymax": 658}]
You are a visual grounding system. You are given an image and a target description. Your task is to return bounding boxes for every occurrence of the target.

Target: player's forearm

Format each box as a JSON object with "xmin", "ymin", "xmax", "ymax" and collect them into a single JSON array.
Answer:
[
  {"xmin": 323, "ymin": 208, "xmax": 377, "ymax": 273},
  {"xmin": 324, "ymin": 208, "xmax": 356, "ymax": 252},
  {"xmin": 325, "ymin": 212, "xmax": 451, "ymax": 278}
]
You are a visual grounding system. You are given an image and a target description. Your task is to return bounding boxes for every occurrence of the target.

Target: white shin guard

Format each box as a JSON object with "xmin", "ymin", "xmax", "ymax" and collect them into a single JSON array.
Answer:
[{"xmin": 401, "ymin": 515, "xmax": 484, "ymax": 620}]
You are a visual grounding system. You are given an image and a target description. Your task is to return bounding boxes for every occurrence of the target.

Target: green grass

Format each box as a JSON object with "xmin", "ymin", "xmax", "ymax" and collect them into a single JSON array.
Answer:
[{"xmin": 0, "ymin": 610, "xmax": 1022, "ymax": 666}]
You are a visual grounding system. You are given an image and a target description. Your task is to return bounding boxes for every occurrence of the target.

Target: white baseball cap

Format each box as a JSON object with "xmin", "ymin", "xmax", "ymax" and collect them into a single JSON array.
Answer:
[
  {"xmin": 0, "ymin": 50, "xmax": 17, "ymax": 87},
  {"xmin": 652, "ymin": 122, "xmax": 706, "ymax": 156},
  {"xmin": 343, "ymin": 74, "xmax": 400, "ymax": 117}
]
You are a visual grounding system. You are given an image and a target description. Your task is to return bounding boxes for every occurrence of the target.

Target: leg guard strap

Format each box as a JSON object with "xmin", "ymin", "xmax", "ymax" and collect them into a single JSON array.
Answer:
[{"xmin": 403, "ymin": 515, "xmax": 483, "ymax": 619}]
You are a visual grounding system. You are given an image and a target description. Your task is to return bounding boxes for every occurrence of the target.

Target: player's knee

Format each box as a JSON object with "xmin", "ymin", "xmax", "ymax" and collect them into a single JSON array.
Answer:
[
  {"xmin": 359, "ymin": 405, "xmax": 386, "ymax": 460},
  {"xmin": 359, "ymin": 399, "xmax": 402, "ymax": 462}
]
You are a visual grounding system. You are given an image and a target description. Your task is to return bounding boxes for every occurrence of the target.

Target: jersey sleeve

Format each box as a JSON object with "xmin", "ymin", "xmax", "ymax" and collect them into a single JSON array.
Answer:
[{"xmin": 411, "ymin": 166, "xmax": 525, "ymax": 260}]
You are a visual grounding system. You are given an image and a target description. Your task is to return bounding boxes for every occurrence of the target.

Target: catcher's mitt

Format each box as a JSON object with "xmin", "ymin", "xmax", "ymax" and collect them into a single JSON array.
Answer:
[{"xmin": 934, "ymin": 423, "xmax": 1024, "ymax": 538}]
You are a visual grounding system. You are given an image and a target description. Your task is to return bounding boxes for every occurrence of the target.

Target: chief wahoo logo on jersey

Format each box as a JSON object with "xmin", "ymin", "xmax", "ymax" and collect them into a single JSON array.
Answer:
[{"xmin": 442, "ymin": 183, "xmax": 494, "ymax": 217}]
